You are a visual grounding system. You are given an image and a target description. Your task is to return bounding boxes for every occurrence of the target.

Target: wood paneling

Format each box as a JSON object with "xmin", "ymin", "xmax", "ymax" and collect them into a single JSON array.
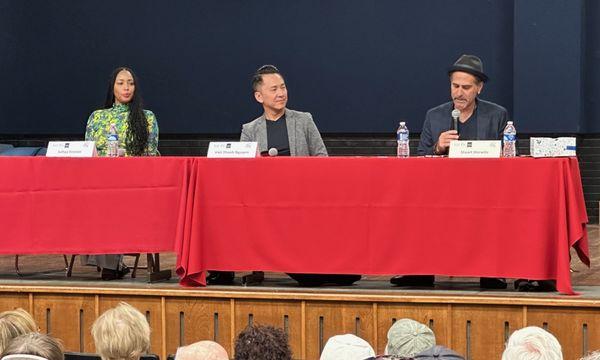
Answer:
[
  {"xmin": 528, "ymin": 307, "xmax": 600, "ymax": 360},
  {"xmin": 3, "ymin": 286, "xmax": 600, "ymax": 359},
  {"xmin": 32, "ymin": 294, "xmax": 96, "ymax": 352},
  {"xmin": 451, "ymin": 305, "xmax": 523, "ymax": 360},
  {"xmin": 377, "ymin": 303, "xmax": 450, "ymax": 355},
  {"xmin": 305, "ymin": 302, "xmax": 374, "ymax": 360},
  {"xmin": 0, "ymin": 294, "xmax": 30, "ymax": 313},
  {"xmin": 234, "ymin": 300, "xmax": 303, "ymax": 359},
  {"xmin": 164, "ymin": 298, "xmax": 231, "ymax": 356}
]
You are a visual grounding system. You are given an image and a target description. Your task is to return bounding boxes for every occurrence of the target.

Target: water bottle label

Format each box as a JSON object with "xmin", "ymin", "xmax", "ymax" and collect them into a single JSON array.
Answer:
[
  {"xmin": 503, "ymin": 134, "xmax": 516, "ymax": 142},
  {"xmin": 397, "ymin": 133, "xmax": 409, "ymax": 141}
]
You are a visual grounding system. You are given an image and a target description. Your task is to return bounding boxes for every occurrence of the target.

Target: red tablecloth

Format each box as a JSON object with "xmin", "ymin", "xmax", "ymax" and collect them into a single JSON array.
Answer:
[
  {"xmin": 0, "ymin": 156, "xmax": 589, "ymax": 294},
  {"xmin": 175, "ymin": 157, "xmax": 589, "ymax": 295},
  {"xmin": 0, "ymin": 157, "xmax": 191, "ymax": 254}
]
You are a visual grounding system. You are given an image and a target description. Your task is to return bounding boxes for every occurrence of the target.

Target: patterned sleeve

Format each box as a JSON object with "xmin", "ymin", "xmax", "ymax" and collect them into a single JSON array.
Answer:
[
  {"xmin": 145, "ymin": 110, "xmax": 159, "ymax": 156},
  {"xmin": 84, "ymin": 111, "xmax": 97, "ymax": 141},
  {"xmin": 84, "ymin": 110, "xmax": 107, "ymax": 156}
]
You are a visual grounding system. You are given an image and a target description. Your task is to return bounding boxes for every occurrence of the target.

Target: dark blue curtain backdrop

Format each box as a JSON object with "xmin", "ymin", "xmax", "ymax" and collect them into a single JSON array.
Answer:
[
  {"xmin": 585, "ymin": 0, "xmax": 600, "ymax": 133},
  {"xmin": 0, "ymin": 0, "xmax": 596, "ymax": 135}
]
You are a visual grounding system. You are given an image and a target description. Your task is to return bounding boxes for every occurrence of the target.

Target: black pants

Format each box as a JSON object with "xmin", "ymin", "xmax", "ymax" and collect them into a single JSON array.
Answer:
[{"xmin": 287, "ymin": 273, "xmax": 361, "ymax": 287}]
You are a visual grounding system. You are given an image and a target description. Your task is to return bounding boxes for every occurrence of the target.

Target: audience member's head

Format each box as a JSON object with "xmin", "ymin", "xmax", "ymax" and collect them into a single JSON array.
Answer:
[
  {"xmin": 1, "ymin": 355, "xmax": 48, "ymax": 360},
  {"xmin": 0, "ymin": 309, "xmax": 38, "ymax": 354},
  {"xmin": 414, "ymin": 345, "xmax": 464, "ymax": 359},
  {"xmin": 175, "ymin": 341, "xmax": 228, "ymax": 360},
  {"xmin": 385, "ymin": 319, "xmax": 435, "ymax": 357},
  {"xmin": 91, "ymin": 302, "xmax": 150, "ymax": 360},
  {"xmin": 0, "ymin": 332, "xmax": 63, "ymax": 360},
  {"xmin": 502, "ymin": 326, "xmax": 562, "ymax": 360},
  {"xmin": 320, "ymin": 334, "xmax": 375, "ymax": 360},
  {"xmin": 234, "ymin": 324, "xmax": 292, "ymax": 360},
  {"xmin": 581, "ymin": 351, "xmax": 600, "ymax": 360}
]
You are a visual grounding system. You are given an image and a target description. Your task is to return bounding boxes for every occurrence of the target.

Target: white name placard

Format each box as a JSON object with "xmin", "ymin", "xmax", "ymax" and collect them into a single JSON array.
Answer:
[
  {"xmin": 207, "ymin": 142, "xmax": 258, "ymax": 158},
  {"xmin": 46, "ymin": 141, "xmax": 98, "ymax": 157},
  {"xmin": 448, "ymin": 140, "xmax": 501, "ymax": 158}
]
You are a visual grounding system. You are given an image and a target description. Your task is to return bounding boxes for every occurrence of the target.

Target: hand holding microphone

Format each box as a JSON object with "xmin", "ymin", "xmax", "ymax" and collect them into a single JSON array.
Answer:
[
  {"xmin": 434, "ymin": 109, "xmax": 461, "ymax": 155},
  {"xmin": 435, "ymin": 130, "xmax": 459, "ymax": 154}
]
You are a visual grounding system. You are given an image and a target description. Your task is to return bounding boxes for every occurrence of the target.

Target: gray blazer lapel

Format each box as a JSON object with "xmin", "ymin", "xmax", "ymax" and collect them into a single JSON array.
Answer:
[
  {"xmin": 285, "ymin": 108, "xmax": 297, "ymax": 156},
  {"xmin": 256, "ymin": 116, "xmax": 268, "ymax": 153}
]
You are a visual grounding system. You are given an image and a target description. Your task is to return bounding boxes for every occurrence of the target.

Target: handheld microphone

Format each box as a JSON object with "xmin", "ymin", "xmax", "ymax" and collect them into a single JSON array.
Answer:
[
  {"xmin": 268, "ymin": 147, "xmax": 278, "ymax": 157},
  {"xmin": 451, "ymin": 109, "xmax": 460, "ymax": 132}
]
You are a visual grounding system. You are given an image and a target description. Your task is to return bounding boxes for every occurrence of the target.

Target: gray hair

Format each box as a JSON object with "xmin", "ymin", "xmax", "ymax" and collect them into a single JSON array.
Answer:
[
  {"xmin": 581, "ymin": 351, "xmax": 600, "ymax": 360},
  {"xmin": 0, "ymin": 333, "xmax": 63, "ymax": 360},
  {"xmin": 502, "ymin": 326, "xmax": 562, "ymax": 360}
]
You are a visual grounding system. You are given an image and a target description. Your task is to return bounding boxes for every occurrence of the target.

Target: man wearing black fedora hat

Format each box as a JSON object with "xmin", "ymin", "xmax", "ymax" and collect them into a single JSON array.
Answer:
[
  {"xmin": 417, "ymin": 54, "xmax": 508, "ymax": 156},
  {"xmin": 391, "ymin": 54, "xmax": 509, "ymax": 290}
]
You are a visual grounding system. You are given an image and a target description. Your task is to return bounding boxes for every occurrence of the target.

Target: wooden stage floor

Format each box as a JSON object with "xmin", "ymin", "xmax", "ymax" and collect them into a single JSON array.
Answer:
[{"xmin": 0, "ymin": 224, "xmax": 597, "ymax": 298}]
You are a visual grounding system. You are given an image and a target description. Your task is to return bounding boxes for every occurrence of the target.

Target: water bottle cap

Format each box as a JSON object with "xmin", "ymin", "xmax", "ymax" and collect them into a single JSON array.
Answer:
[
  {"xmin": 507, "ymin": 121, "xmax": 513, "ymax": 125},
  {"xmin": 399, "ymin": 121, "xmax": 406, "ymax": 126}
]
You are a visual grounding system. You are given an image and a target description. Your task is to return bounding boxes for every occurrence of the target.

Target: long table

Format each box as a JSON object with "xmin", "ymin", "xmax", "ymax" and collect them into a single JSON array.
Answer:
[
  {"xmin": 0, "ymin": 157, "xmax": 589, "ymax": 294},
  {"xmin": 0, "ymin": 157, "xmax": 190, "ymax": 254}
]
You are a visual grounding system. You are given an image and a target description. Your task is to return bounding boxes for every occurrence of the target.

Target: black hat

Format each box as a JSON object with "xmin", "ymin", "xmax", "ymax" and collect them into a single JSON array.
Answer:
[{"xmin": 448, "ymin": 54, "xmax": 488, "ymax": 82}]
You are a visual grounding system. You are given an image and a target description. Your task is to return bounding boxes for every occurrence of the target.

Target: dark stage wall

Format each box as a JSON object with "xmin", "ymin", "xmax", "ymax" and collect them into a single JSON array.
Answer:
[{"xmin": 0, "ymin": 0, "xmax": 597, "ymax": 135}]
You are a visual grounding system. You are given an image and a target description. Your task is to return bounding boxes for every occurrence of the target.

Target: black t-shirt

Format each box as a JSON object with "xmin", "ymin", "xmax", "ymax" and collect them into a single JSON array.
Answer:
[
  {"xmin": 457, "ymin": 107, "xmax": 479, "ymax": 141},
  {"xmin": 266, "ymin": 114, "xmax": 291, "ymax": 156}
]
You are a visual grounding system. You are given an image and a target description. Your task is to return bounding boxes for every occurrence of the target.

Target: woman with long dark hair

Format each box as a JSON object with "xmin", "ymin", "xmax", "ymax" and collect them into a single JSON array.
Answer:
[
  {"xmin": 82, "ymin": 67, "xmax": 159, "ymax": 280},
  {"xmin": 85, "ymin": 67, "xmax": 158, "ymax": 156}
]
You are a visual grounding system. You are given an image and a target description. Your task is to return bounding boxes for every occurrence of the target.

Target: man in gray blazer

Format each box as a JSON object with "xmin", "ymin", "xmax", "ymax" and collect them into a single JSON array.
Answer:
[
  {"xmin": 207, "ymin": 65, "xmax": 361, "ymax": 287},
  {"xmin": 392, "ymin": 54, "xmax": 509, "ymax": 290},
  {"xmin": 240, "ymin": 65, "xmax": 327, "ymax": 156}
]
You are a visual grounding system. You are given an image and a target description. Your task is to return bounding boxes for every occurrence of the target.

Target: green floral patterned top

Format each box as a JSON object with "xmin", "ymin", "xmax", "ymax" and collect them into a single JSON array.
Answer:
[{"xmin": 84, "ymin": 103, "xmax": 159, "ymax": 156}]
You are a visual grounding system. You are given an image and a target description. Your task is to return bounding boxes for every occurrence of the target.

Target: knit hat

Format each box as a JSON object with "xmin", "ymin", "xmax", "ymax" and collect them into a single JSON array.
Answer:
[
  {"xmin": 320, "ymin": 334, "xmax": 376, "ymax": 360},
  {"xmin": 385, "ymin": 319, "xmax": 436, "ymax": 357},
  {"xmin": 414, "ymin": 345, "xmax": 464, "ymax": 359}
]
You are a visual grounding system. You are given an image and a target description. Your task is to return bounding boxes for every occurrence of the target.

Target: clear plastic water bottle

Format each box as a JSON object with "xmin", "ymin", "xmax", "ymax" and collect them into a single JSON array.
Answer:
[
  {"xmin": 502, "ymin": 121, "xmax": 516, "ymax": 157},
  {"xmin": 396, "ymin": 121, "xmax": 409, "ymax": 158},
  {"xmin": 107, "ymin": 123, "xmax": 119, "ymax": 157}
]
